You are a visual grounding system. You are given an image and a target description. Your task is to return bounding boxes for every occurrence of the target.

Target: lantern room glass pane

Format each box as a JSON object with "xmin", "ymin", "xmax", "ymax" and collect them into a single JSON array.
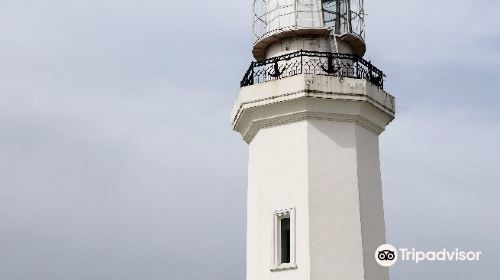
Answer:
[
  {"xmin": 321, "ymin": 0, "xmax": 349, "ymax": 34},
  {"xmin": 253, "ymin": 0, "xmax": 365, "ymax": 43},
  {"xmin": 253, "ymin": 0, "xmax": 323, "ymax": 43},
  {"xmin": 322, "ymin": 0, "xmax": 337, "ymax": 29}
]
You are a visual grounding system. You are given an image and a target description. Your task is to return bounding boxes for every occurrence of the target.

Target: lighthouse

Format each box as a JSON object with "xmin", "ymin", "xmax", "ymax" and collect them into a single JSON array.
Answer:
[{"xmin": 231, "ymin": 1, "xmax": 395, "ymax": 280}]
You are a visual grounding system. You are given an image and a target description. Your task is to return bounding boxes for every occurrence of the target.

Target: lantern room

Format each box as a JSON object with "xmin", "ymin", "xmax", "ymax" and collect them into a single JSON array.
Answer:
[{"xmin": 252, "ymin": 0, "xmax": 366, "ymax": 60}]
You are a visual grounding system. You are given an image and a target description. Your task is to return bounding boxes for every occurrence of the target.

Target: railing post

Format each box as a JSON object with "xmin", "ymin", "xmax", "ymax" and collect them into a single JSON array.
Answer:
[
  {"xmin": 250, "ymin": 62, "xmax": 254, "ymax": 85},
  {"xmin": 300, "ymin": 50, "xmax": 303, "ymax": 75},
  {"xmin": 368, "ymin": 61, "xmax": 373, "ymax": 81}
]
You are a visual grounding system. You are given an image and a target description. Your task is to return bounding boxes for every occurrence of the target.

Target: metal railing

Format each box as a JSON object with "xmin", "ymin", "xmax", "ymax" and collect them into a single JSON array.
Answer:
[{"xmin": 240, "ymin": 50, "xmax": 385, "ymax": 89}]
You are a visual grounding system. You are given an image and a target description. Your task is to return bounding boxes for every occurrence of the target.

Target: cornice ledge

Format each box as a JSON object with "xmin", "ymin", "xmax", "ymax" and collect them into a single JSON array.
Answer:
[
  {"xmin": 242, "ymin": 110, "xmax": 384, "ymax": 144},
  {"xmin": 232, "ymin": 88, "xmax": 394, "ymax": 131},
  {"xmin": 304, "ymin": 89, "xmax": 396, "ymax": 116},
  {"xmin": 232, "ymin": 90, "xmax": 307, "ymax": 128}
]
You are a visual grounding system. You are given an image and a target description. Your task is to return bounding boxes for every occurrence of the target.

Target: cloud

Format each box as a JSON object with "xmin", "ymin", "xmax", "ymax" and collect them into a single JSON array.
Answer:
[
  {"xmin": 0, "ymin": 0, "xmax": 498, "ymax": 279},
  {"xmin": 366, "ymin": 0, "xmax": 500, "ymax": 65},
  {"xmin": 380, "ymin": 104, "xmax": 500, "ymax": 278}
]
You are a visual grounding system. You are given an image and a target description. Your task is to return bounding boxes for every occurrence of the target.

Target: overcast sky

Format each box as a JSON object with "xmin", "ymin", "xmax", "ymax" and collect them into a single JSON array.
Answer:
[{"xmin": 0, "ymin": 1, "xmax": 499, "ymax": 279}]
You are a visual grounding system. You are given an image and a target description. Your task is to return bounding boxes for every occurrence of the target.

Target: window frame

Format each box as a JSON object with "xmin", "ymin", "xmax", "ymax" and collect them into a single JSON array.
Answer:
[{"xmin": 271, "ymin": 208, "xmax": 297, "ymax": 271}]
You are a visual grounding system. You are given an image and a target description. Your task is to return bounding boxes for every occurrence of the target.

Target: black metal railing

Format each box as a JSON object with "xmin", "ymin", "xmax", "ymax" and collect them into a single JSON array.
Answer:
[{"xmin": 240, "ymin": 50, "xmax": 385, "ymax": 89}]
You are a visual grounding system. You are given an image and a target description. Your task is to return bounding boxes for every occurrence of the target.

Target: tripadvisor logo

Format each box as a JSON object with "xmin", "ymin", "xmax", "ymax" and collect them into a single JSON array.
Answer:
[
  {"xmin": 375, "ymin": 244, "xmax": 482, "ymax": 267},
  {"xmin": 375, "ymin": 244, "xmax": 398, "ymax": 267}
]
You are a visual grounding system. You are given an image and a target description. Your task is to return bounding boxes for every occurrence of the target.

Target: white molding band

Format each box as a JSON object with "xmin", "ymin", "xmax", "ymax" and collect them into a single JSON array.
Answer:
[
  {"xmin": 232, "ymin": 89, "xmax": 395, "ymax": 127},
  {"xmin": 241, "ymin": 110, "xmax": 385, "ymax": 143}
]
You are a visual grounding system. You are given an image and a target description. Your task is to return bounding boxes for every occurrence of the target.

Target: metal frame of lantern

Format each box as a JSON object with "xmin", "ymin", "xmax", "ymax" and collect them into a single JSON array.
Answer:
[{"xmin": 252, "ymin": 0, "xmax": 366, "ymax": 45}]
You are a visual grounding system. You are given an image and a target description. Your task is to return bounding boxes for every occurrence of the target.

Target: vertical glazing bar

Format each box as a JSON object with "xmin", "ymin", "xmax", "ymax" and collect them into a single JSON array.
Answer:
[
  {"xmin": 359, "ymin": 0, "xmax": 365, "ymax": 38},
  {"xmin": 319, "ymin": 0, "xmax": 325, "ymax": 26},
  {"xmin": 294, "ymin": 0, "xmax": 298, "ymax": 28},
  {"xmin": 347, "ymin": 0, "xmax": 352, "ymax": 33},
  {"xmin": 335, "ymin": 0, "xmax": 341, "ymax": 33}
]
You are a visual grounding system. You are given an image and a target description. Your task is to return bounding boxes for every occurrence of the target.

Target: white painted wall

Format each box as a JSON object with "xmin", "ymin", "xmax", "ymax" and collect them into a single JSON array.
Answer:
[
  {"xmin": 355, "ymin": 124, "xmax": 389, "ymax": 280},
  {"xmin": 307, "ymin": 119, "xmax": 366, "ymax": 280},
  {"xmin": 247, "ymin": 121, "xmax": 311, "ymax": 280},
  {"xmin": 233, "ymin": 75, "xmax": 394, "ymax": 280},
  {"xmin": 265, "ymin": 37, "xmax": 353, "ymax": 59}
]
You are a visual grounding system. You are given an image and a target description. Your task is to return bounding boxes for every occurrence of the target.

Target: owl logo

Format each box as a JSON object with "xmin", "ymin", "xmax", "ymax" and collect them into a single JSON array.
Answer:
[
  {"xmin": 375, "ymin": 244, "xmax": 398, "ymax": 267},
  {"xmin": 377, "ymin": 250, "xmax": 396, "ymax": 261}
]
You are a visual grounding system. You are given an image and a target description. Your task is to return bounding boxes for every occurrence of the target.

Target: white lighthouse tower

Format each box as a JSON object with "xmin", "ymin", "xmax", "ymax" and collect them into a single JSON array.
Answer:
[{"xmin": 231, "ymin": 1, "xmax": 395, "ymax": 280}]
